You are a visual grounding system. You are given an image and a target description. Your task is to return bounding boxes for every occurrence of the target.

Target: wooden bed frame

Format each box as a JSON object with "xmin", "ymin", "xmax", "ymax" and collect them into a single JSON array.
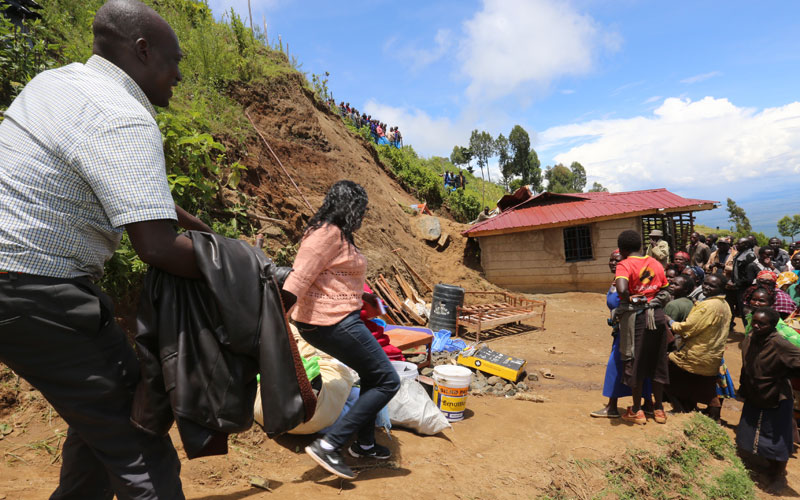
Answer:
[{"xmin": 456, "ymin": 291, "xmax": 546, "ymax": 342}]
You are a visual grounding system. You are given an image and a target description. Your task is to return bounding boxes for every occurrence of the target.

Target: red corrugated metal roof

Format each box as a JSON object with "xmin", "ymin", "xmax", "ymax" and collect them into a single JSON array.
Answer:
[{"xmin": 463, "ymin": 188, "xmax": 717, "ymax": 236}]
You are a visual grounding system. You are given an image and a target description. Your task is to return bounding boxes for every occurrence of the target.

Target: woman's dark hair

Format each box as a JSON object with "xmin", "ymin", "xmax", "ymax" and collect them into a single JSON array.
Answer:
[
  {"xmin": 744, "ymin": 285, "xmax": 775, "ymax": 306},
  {"xmin": 305, "ymin": 180, "xmax": 368, "ymax": 246},
  {"xmin": 752, "ymin": 306, "xmax": 780, "ymax": 328},
  {"xmin": 617, "ymin": 230, "xmax": 642, "ymax": 253}
]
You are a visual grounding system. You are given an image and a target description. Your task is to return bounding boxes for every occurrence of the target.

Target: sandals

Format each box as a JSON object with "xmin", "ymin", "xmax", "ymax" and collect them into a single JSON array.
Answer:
[
  {"xmin": 590, "ymin": 407, "xmax": 620, "ymax": 418},
  {"xmin": 621, "ymin": 407, "xmax": 646, "ymax": 425},
  {"xmin": 539, "ymin": 368, "xmax": 555, "ymax": 379}
]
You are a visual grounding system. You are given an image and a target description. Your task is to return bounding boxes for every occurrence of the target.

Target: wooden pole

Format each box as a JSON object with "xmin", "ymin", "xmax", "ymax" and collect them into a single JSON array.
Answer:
[
  {"xmin": 245, "ymin": 110, "xmax": 314, "ymax": 213},
  {"xmin": 247, "ymin": 0, "xmax": 255, "ymax": 37}
]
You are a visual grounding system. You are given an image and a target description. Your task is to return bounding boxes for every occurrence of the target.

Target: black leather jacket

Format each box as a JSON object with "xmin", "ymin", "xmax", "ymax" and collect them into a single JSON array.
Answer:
[{"xmin": 131, "ymin": 231, "xmax": 315, "ymax": 459}]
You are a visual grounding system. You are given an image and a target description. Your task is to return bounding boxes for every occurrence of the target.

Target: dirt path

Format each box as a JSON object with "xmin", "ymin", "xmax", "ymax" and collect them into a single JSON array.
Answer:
[{"xmin": 2, "ymin": 291, "xmax": 798, "ymax": 499}]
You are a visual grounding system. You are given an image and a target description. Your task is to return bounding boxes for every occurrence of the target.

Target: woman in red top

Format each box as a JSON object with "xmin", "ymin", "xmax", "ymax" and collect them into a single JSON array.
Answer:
[{"xmin": 614, "ymin": 230, "xmax": 670, "ymax": 425}]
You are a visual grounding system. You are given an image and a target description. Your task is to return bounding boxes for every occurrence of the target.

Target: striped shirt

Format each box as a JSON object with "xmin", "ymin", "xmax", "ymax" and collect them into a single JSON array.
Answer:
[{"xmin": 0, "ymin": 55, "xmax": 176, "ymax": 279}]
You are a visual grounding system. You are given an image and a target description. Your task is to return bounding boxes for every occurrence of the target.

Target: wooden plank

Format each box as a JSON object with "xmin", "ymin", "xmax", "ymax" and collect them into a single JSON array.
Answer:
[
  {"xmin": 379, "ymin": 275, "xmax": 405, "ymax": 306},
  {"xmin": 378, "ymin": 275, "xmax": 415, "ymax": 325},
  {"xmin": 395, "ymin": 273, "xmax": 414, "ymax": 300},
  {"xmin": 397, "ymin": 274, "xmax": 424, "ymax": 304},
  {"xmin": 394, "ymin": 253, "xmax": 433, "ymax": 293},
  {"xmin": 374, "ymin": 277, "xmax": 411, "ymax": 324},
  {"xmin": 401, "ymin": 302, "xmax": 426, "ymax": 325}
]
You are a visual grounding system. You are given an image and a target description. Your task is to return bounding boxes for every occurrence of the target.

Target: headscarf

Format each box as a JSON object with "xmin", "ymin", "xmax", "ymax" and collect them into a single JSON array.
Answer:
[
  {"xmin": 690, "ymin": 265, "xmax": 705, "ymax": 282},
  {"xmin": 777, "ymin": 271, "xmax": 799, "ymax": 289},
  {"xmin": 674, "ymin": 251, "xmax": 690, "ymax": 261},
  {"xmin": 756, "ymin": 269, "xmax": 778, "ymax": 283}
]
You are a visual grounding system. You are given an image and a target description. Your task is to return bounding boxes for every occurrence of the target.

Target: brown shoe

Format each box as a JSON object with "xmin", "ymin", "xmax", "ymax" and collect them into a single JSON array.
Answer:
[
  {"xmin": 621, "ymin": 407, "xmax": 646, "ymax": 425},
  {"xmin": 653, "ymin": 409, "xmax": 667, "ymax": 424}
]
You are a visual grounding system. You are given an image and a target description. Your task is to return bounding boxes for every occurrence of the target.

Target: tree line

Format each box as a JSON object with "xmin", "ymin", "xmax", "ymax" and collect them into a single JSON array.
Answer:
[
  {"xmin": 448, "ymin": 125, "xmax": 607, "ymax": 197},
  {"xmin": 726, "ymin": 198, "xmax": 800, "ymax": 244}
]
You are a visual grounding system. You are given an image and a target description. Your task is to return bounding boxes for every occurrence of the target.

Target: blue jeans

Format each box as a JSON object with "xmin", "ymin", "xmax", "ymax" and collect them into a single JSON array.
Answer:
[{"xmin": 295, "ymin": 311, "xmax": 400, "ymax": 449}]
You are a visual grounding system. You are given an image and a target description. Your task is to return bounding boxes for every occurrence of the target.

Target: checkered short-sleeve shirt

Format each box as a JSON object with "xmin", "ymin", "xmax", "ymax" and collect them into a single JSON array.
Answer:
[{"xmin": 0, "ymin": 56, "xmax": 177, "ymax": 279}]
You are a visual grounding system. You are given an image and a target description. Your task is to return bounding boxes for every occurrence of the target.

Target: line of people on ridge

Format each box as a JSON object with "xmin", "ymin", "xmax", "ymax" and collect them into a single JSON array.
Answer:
[
  {"xmin": 327, "ymin": 99, "xmax": 403, "ymax": 148},
  {"xmin": 593, "ymin": 229, "xmax": 800, "ymax": 492}
]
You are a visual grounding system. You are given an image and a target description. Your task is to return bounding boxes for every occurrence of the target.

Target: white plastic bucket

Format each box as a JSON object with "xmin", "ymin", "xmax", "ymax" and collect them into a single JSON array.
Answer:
[
  {"xmin": 391, "ymin": 360, "xmax": 419, "ymax": 380},
  {"xmin": 432, "ymin": 365, "xmax": 472, "ymax": 422}
]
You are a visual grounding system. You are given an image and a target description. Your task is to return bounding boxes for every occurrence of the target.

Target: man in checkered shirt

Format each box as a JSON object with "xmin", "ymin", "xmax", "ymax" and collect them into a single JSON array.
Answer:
[{"xmin": 0, "ymin": 1, "xmax": 209, "ymax": 498}]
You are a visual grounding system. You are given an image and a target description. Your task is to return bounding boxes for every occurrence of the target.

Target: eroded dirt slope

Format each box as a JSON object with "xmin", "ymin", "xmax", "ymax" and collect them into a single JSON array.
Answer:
[{"xmin": 222, "ymin": 76, "xmax": 492, "ymax": 295}]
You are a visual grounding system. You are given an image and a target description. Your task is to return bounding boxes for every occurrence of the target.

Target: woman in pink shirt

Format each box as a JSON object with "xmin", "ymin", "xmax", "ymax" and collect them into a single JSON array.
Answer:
[{"xmin": 281, "ymin": 181, "xmax": 400, "ymax": 480}]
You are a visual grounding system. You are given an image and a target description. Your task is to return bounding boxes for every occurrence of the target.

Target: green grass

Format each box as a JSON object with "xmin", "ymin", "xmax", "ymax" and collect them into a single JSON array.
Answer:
[
  {"xmin": 370, "ymin": 142, "xmax": 506, "ymax": 223},
  {"xmin": 540, "ymin": 414, "xmax": 755, "ymax": 500},
  {"xmin": 0, "ymin": 0, "xmax": 308, "ymax": 299},
  {"xmin": 694, "ymin": 224, "xmax": 733, "ymax": 238}
]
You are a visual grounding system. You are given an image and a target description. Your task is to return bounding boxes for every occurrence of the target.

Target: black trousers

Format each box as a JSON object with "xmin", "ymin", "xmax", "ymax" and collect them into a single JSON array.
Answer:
[
  {"xmin": 295, "ymin": 310, "xmax": 400, "ymax": 449},
  {"xmin": 0, "ymin": 273, "xmax": 183, "ymax": 500}
]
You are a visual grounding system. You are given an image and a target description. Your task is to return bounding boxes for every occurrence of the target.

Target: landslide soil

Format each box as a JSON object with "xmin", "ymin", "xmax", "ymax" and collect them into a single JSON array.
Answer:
[
  {"xmin": 0, "ymin": 77, "xmax": 795, "ymax": 499},
  {"xmin": 223, "ymin": 75, "xmax": 489, "ymax": 292}
]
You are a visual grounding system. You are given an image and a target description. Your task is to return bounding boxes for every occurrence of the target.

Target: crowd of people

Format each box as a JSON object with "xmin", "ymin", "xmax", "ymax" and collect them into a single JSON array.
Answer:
[
  {"xmin": 442, "ymin": 170, "xmax": 467, "ymax": 191},
  {"xmin": 6, "ymin": 1, "xmax": 800, "ymax": 497},
  {"xmin": 594, "ymin": 229, "xmax": 800, "ymax": 491},
  {"xmin": 327, "ymin": 99, "xmax": 403, "ymax": 148}
]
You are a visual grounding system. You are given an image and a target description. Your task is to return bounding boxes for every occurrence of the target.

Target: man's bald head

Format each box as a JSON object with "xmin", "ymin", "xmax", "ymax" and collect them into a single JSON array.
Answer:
[
  {"xmin": 92, "ymin": 0, "xmax": 182, "ymax": 107},
  {"xmin": 93, "ymin": 0, "xmax": 166, "ymax": 57}
]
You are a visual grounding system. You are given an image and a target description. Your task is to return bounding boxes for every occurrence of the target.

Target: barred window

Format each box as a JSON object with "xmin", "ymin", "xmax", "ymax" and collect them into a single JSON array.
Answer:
[{"xmin": 563, "ymin": 225, "xmax": 593, "ymax": 262}]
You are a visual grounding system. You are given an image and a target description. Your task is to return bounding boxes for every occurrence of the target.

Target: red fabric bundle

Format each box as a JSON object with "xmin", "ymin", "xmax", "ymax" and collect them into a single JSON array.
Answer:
[{"xmin": 362, "ymin": 284, "xmax": 404, "ymax": 361}]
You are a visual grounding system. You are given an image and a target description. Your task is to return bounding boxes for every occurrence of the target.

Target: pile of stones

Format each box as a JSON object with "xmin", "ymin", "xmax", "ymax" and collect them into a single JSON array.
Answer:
[
  {"xmin": 467, "ymin": 369, "xmax": 538, "ymax": 397},
  {"xmin": 407, "ymin": 350, "xmax": 538, "ymax": 397}
]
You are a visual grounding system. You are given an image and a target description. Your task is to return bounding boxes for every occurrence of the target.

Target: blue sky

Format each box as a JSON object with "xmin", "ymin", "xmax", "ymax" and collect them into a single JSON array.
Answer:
[{"xmin": 207, "ymin": 0, "xmax": 800, "ymax": 236}]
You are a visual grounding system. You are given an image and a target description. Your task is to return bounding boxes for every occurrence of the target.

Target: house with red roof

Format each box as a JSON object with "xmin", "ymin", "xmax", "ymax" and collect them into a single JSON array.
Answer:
[{"xmin": 462, "ymin": 187, "xmax": 718, "ymax": 292}]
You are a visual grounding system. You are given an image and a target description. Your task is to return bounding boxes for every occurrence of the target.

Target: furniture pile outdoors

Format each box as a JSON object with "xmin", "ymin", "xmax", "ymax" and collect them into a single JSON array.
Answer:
[{"xmin": 456, "ymin": 291, "xmax": 546, "ymax": 342}]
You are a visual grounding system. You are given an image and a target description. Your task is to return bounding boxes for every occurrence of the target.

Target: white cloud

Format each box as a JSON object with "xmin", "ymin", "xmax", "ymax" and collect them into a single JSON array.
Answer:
[
  {"xmin": 363, "ymin": 100, "xmax": 472, "ymax": 159},
  {"xmin": 680, "ymin": 71, "xmax": 722, "ymax": 84},
  {"xmin": 643, "ymin": 95, "xmax": 662, "ymax": 104},
  {"xmin": 539, "ymin": 96, "xmax": 800, "ymax": 193},
  {"xmin": 391, "ymin": 29, "xmax": 454, "ymax": 70},
  {"xmin": 362, "ymin": 100, "xmax": 510, "ymax": 183},
  {"xmin": 458, "ymin": 0, "xmax": 620, "ymax": 100},
  {"xmin": 611, "ymin": 80, "xmax": 645, "ymax": 96},
  {"xmin": 561, "ymin": 89, "xmax": 576, "ymax": 95}
]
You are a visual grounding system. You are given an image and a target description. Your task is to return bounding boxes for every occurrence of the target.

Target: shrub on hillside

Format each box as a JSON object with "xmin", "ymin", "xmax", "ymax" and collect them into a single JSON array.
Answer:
[
  {"xmin": 373, "ymin": 144, "xmax": 491, "ymax": 223},
  {"xmin": 446, "ymin": 188, "xmax": 482, "ymax": 223},
  {"xmin": 377, "ymin": 145, "xmax": 443, "ymax": 208},
  {"xmin": 3, "ymin": 0, "xmax": 301, "ymax": 300},
  {"xmin": 0, "ymin": 13, "xmax": 58, "ymax": 108}
]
